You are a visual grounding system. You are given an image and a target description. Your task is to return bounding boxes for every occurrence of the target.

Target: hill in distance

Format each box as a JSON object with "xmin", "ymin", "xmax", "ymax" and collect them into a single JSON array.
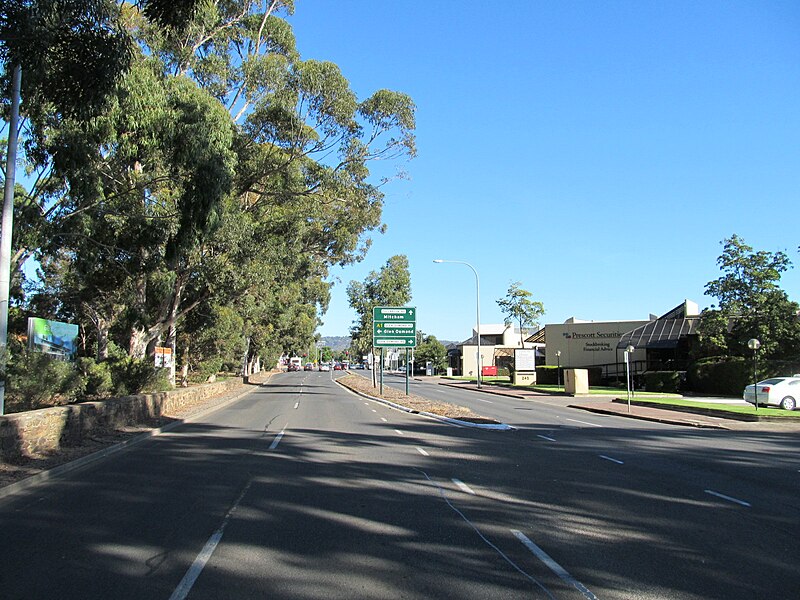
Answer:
[{"xmin": 320, "ymin": 335, "xmax": 457, "ymax": 351}]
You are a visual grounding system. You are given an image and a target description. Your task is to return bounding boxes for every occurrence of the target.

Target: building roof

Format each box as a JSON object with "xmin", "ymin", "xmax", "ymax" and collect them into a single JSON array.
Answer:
[
  {"xmin": 617, "ymin": 317, "xmax": 701, "ymax": 350},
  {"xmin": 525, "ymin": 328, "xmax": 546, "ymax": 344}
]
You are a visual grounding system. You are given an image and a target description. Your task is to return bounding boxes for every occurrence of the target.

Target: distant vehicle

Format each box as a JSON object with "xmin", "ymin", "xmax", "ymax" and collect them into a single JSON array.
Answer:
[
  {"xmin": 333, "ymin": 363, "xmax": 343, "ymax": 371},
  {"xmin": 304, "ymin": 363, "xmax": 313, "ymax": 371},
  {"xmin": 288, "ymin": 357, "xmax": 302, "ymax": 372},
  {"xmin": 743, "ymin": 376, "xmax": 800, "ymax": 410},
  {"xmin": 319, "ymin": 363, "xmax": 330, "ymax": 372}
]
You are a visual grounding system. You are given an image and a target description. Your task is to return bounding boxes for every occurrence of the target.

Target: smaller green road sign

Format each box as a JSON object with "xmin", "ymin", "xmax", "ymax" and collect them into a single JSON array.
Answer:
[
  {"xmin": 373, "ymin": 306, "xmax": 416, "ymax": 322},
  {"xmin": 374, "ymin": 336, "xmax": 416, "ymax": 347}
]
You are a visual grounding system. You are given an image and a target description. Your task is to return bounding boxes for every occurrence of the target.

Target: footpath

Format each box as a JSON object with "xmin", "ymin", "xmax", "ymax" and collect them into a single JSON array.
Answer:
[{"xmin": 436, "ymin": 379, "xmax": 800, "ymax": 432}]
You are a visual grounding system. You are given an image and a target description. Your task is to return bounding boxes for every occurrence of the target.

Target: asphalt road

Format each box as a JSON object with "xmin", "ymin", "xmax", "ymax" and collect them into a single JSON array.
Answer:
[{"xmin": 0, "ymin": 371, "xmax": 798, "ymax": 599}]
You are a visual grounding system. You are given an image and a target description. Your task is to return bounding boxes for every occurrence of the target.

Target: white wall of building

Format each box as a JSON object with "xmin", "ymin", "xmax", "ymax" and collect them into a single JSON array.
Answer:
[
  {"xmin": 545, "ymin": 319, "xmax": 650, "ymax": 368},
  {"xmin": 460, "ymin": 324, "xmax": 532, "ymax": 376}
]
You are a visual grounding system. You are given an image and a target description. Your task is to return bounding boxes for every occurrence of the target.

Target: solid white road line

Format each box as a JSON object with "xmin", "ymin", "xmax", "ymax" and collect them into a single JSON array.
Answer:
[
  {"xmin": 416, "ymin": 470, "xmax": 554, "ymax": 599},
  {"xmin": 566, "ymin": 418, "xmax": 603, "ymax": 428},
  {"xmin": 294, "ymin": 402, "xmax": 299, "ymax": 409},
  {"xmin": 599, "ymin": 455, "xmax": 624, "ymax": 465},
  {"xmin": 512, "ymin": 530, "xmax": 598, "ymax": 600},
  {"xmin": 416, "ymin": 447, "xmax": 429, "ymax": 456},
  {"xmin": 537, "ymin": 435, "xmax": 557, "ymax": 442},
  {"xmin": 704, "ymin": 489, "xmax": 751, "ymax": 507},
  {"xmin": 452, "ymin": 478, "xmax": 476, "ymax": 495},
  {"xmin": 380, "ymin": 418, "xmax": 388, "ymax": 422},
  {"xmin": 169, "ymin": 479, "xmax": 252, "ymax": 600}
]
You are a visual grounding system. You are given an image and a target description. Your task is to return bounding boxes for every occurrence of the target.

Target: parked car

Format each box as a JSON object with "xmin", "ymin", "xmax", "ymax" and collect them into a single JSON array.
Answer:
[
  {"xmin": 304, "ymin": 363, "xmax": 313, "ymax": 371},
  {"xmin": 319, "ymin": 363, "xmax": 330, "ymax": 372},
  {"xmin": 333, "ymin": 363, "xmax": 343, "ymax": 371},
  {"xmin": 743, "ymin": 376, "xmax": 800, "ymax": 410},
  {"xmin": 287, "ymin": 357, "xmax": 302, "ymax": 372}
]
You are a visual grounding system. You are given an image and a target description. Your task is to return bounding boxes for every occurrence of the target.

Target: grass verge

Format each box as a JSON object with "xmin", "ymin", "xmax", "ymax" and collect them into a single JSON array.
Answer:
[{"xmin": 621, "ymin": 396, "xmax": 800, "ymax": 418}]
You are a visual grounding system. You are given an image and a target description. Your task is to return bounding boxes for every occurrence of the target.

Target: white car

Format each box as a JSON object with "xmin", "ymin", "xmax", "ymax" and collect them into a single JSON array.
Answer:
[{"xmin": 743, "ymin": 376, "xmax": 800, "ymax": 410}]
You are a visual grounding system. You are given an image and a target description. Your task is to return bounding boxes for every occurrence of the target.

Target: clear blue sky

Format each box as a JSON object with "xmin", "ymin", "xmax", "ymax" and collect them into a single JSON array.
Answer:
[{"xmin": 288, "ymin": 1, "xmax": 800, "ymax": 342}]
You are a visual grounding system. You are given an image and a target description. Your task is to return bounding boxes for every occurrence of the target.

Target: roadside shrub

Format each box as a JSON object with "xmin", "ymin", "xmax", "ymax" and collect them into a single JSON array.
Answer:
[
  {"xmin": 76, "ymin": 357, "xmax": 114, "ymax": 397},
  {"xmin": 192, "ymin": 356, "xmax": 224, "ymax": 384},
  {"xmin": 643, "ymin": 371, "xmax": 682, "ymax": 393},
  {"xmin": 109, "ymin": 357, "xmax": 171, "ymax": 395},
  {"xmin": 6, "ymin": 349, "xmax": 85, "ymax": 412}
]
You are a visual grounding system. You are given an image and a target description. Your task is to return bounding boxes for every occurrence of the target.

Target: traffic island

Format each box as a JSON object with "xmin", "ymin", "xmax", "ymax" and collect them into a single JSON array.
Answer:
[{"xmin": 336, "ymin": 374, "xmax": 512, "ymax": 429}]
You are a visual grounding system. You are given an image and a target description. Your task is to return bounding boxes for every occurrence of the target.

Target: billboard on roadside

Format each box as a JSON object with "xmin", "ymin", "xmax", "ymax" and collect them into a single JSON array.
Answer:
[{"xmin": 27, "ymin": 317, "xmax": 79, "ymax": 360}]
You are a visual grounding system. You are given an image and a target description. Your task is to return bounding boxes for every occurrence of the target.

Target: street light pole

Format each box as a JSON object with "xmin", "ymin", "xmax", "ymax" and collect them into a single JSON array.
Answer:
[
  {"xmin": 434, "ymin": 259, "xmax": 482, "ymax": 388},
  {"xmin": 747, "ymin": 338, "xmax": 761, "ymax": 411},
  {"xmin": 625, "ymin": 344, "xmax": 635, "ymax": 413}
]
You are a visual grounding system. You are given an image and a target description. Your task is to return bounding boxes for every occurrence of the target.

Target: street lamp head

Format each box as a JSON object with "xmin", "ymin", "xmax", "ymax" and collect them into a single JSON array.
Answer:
[
  {"xmin": 748, "ymin": 338, "xmax": 761, "ymax": 350},
  {"xmin": 626, "ymin": 345, "xmax": 635, "ymax": 354},
  {"xmin": 556, "ymin": 350, "xmax": 561, "ymax": 357}
]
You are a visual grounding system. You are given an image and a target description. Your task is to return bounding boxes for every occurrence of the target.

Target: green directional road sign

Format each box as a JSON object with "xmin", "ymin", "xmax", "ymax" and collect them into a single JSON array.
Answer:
[
  {"xmin": 373, "ymin": 306, "xmax": 417, "ymax": 348},
  {"xmin": 372, "ymin": 306, "xmax": 416, "ymax": 322}
]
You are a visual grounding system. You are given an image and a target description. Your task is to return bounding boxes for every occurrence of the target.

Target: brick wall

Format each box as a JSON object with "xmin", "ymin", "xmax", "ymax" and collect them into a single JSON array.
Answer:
[{"xmin": 0, "ymin": 378, "xmax": 248, "ymax": 462}]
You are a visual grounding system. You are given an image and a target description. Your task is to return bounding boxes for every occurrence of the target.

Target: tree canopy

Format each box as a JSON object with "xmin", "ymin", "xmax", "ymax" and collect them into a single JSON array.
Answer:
[
  {"xmin": 698, "ymin": 235, "xmax": 800, "ymax": 360},
  {"xmin": 346, "ymin": 254, "xmax": 412, "ymax": 357},
  {"xmin": 496, "ymin": 281, "xmax": 545, "ymax": 347},
  {"xmin": 2, "ymin": 1, "xmax": 416, "ymax": 383}
]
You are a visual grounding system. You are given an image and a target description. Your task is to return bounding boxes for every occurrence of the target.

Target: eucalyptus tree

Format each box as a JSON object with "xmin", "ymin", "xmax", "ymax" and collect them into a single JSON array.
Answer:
[
  {"xmin": 347, "ymin": 254, "xmax": 412, "ymax": 360},
  {"xmin": 12, "ymin": 1, "xmax": 415, "ymax": 385}
]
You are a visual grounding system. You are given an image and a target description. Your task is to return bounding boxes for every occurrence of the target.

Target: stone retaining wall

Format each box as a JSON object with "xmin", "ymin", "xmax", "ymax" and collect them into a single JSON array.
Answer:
[{"xmin": 0, "ymin": 377, "xmax": 249, "ymax": 462}]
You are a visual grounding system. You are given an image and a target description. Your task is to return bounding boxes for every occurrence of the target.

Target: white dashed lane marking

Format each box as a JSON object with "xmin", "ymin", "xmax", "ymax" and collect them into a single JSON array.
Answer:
[{"xmin": 705, "ymin": 489, "xmax": 751, "ymax": 507}]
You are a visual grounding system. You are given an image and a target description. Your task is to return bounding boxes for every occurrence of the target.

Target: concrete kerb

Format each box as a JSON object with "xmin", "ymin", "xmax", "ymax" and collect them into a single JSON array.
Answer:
[
  {"xmin": 334, "ymin": 378, "xmax": 514, "ymax": 431},
  {"xmin": 437, "ymin": 380, "xmax": 528, "ymax": 400},
  {"xmin": 570, "ymin": 403, "xmax": 730, "ymax": 429},
  {"xmin": 0, "ymin": 379, "xmax": 267, "ymax": 501}
]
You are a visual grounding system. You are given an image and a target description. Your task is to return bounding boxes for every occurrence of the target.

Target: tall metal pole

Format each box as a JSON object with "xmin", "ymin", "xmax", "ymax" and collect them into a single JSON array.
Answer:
[
  {"xmin": 0, "ymin": 64, "xmax": 22, "ymax": 416},
  {"xmin": 405, "ymin": 348, "xmax": 409, "ymax": 396},
  {"xmin": 434, "ymin": 260, "xmax": 481, "ymax": 388},
  {"xmin": 753, "ymin": 348, "xmax": 758, "ymax": 411},
  {"xmin": 625, "ymin": 350, "xmax": 631, "ymax": 412}
]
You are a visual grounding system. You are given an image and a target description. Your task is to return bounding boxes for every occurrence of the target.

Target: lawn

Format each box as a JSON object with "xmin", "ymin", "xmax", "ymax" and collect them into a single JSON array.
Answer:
[
  {"xmin": 623, "ymin": 396, "xmax": 799, "ymax": 417},
  {"xmin": 443, "ymin": 377, "xmax": 680, "ymax": 397}
]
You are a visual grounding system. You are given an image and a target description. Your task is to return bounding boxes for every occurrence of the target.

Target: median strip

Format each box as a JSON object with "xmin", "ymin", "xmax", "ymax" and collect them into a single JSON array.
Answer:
[{"xmin": 336, "ymin": 374, "xmax": 513, "ymax": 430}]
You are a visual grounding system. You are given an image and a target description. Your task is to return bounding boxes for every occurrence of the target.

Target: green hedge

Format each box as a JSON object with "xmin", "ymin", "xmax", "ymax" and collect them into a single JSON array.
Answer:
[
  {"xmin": 535, "ymin": 366, "xmax": 602, "ymax": 386},
  {"xmin": 643, "ymin": 371, "xmax": 682, "ymax": 393},
  {"xmin": 686, "ymin": 357, "xmax": 800, "ymax": 396}
]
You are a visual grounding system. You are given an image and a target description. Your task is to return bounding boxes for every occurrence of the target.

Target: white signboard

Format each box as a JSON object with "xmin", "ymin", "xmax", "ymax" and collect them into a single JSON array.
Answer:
[
  {"xmin": 515, "ymin": 348, "xmax": 537, "ymax": 372},
  {"xmin": 155, "ymin": 346, "xmax": 174, "ymax": 368}
]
